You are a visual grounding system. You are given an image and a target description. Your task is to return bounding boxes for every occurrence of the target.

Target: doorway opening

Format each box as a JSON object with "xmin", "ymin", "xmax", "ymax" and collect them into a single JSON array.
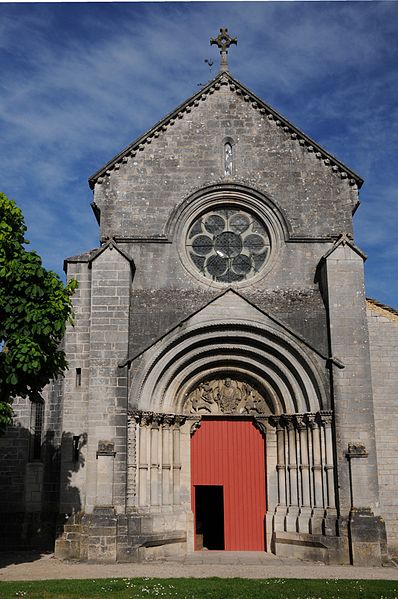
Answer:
[
  {"xmin": 195, "ymin": 485, "xmax": 224, "ymax": 550},
  {"xmin": 191, "ymin": 418, "xmax": 266, "ymax": 550}
]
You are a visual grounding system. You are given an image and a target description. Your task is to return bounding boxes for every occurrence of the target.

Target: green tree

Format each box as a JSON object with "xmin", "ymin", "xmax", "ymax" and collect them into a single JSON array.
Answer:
[{"xmin": 0, "ymin": 192, "xmax": 77, "ymax": 430}]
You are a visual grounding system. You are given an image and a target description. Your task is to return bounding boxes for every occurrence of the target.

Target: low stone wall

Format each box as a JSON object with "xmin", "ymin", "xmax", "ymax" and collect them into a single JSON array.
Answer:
[{"xmin": 55, "ymin": 509, "xmax": 188, "ymax": 563}]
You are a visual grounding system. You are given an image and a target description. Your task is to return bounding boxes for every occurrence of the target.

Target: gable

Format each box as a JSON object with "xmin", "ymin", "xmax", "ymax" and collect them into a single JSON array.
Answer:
[
  {"xmin": 92, "ymin": 73, "xmax": 360, "ymax": 243},
  {"xmin": 126, "ymin": 288, "xmax": 330, "ymax": 414},
  {"xmin": 89, "ymin": 72, "xmax": 362, "ymax": 189},
  {"xmin": 124, "ymin": 288, "xmax": 328, "ymax": 366}
]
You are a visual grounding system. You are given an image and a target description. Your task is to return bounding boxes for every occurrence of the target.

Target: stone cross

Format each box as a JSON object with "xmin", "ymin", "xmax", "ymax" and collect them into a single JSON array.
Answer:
[{"xmin": 210, "ymin": 27, "xmax": 237, "ymax": 73}]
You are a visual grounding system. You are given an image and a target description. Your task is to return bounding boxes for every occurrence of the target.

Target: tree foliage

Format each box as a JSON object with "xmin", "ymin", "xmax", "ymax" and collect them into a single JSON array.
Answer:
[{"xmin": 0, "ymin": 192, "xmax": 77, "ymax": 430}]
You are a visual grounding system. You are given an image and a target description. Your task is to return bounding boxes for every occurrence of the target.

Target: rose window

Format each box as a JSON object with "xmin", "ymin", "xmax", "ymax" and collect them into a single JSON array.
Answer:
[{"xmin": 186, "ymin": 207, "xmax": 271, "ymax": 283}]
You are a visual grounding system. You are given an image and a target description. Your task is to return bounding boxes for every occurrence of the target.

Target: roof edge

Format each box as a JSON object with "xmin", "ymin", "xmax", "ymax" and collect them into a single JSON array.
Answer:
[
  {"xmin": 366, "ymin": 297, "xmax": 398, "ymax": 320},
  {"xmin": 88, "ymin": 71, "xmax": 363, "ymax": 190},
  {"xmin": 321, "ymin": 233, "xmax": 367, "ymax": 262}
]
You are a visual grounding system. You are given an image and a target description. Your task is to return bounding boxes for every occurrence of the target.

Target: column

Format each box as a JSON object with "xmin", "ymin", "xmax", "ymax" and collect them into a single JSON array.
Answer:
[
  {"xmin": 321, "ymin": 411, "xmax": 337, "ymax": 536},
  {"xmin": 126, "ymin": 414, "xmax": 137, "ymax": 509},
  {"xmin": 161, "ymin": 417, "xmax": 173, "ymax": 506},
  {"xmin": 172, "ymin": 418, "xmax": 183, "ymax": 505},
  {"xmin": 308, "ymin": 415, "xmax": 324, "ymax": 534},
  {"xmin": 295, "ymin": 415, "xmax": 312, "ymax": 533},
  {"xmin": 263, "ymin": 421, "xmax": 278, "ymax": 552},
  {"xmin": 138, "ymin": 416, "xmax": 150, "ymax": 507},
  {"xmin": 285, "ymin": 416, "xmax": 299, "ymax": 532},
  {"xmin": 150, "ymin": 418, "xmax": 160, "ymax": 506},
  {"xmin": 273, "ymin": 417, "xmax": 287, "ymax": 532}
]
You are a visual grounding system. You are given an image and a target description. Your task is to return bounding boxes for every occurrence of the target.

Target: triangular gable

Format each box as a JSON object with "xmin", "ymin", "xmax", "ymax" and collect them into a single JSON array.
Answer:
[
  {"xmin": 88, "ymin": 71, "xmax": 363, "ymax": 190},
  {"xmin": 321, "ymin": 232, "xmax": 367, "ymax": 262},
  {"xmin": 120, "ymin": 288, "xmax": 329, "ymax": 367},
  {"xmin": 64, "ymin": 239, "xmax": 135, "ymax": 273}
]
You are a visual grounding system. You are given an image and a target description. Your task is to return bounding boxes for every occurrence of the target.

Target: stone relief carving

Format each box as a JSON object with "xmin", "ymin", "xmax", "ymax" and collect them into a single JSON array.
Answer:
[
  {"xmin": 96, "ymin": 440, "xmax": 115, "ymax": 457},
  {"xmin": 347, "ymin": 441, "xmax": 368, "ymax": 458},
  {"xmin": 186, "ymin": 378, "xmax": 270, "ymax": 415}
]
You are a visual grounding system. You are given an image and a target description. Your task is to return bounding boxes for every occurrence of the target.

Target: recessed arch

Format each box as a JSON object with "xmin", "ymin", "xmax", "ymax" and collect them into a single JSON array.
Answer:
[
  {"xmin": 129, "ymin": 318, "xmax": 328, "ymax": 416},
  {"xmin": 165, "ymin": 182, "xmax": 291, "ymax": 241}
]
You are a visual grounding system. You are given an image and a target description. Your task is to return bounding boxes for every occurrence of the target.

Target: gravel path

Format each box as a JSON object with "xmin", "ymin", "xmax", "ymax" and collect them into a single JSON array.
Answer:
[{"xmin": 1, "ymin": 551, "xmax": 398, "ymax": 582}]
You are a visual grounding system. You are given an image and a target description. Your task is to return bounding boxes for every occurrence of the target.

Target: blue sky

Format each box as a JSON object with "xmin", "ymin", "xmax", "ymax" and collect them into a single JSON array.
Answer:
[{"xmin": 1, "ymin": 2, "xmax": 397, "ymax": 307}]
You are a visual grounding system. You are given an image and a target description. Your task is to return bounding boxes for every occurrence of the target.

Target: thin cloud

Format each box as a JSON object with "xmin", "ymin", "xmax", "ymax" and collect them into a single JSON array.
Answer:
[{"xmin": 0, "ymin": 2, "xmax": 397, "ymax": 306}]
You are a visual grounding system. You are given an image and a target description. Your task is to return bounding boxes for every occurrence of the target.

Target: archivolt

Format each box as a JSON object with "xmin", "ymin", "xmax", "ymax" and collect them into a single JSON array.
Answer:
[{"xmin": 129, "ymin": 319, "xmax": 328, "ymax": 415}]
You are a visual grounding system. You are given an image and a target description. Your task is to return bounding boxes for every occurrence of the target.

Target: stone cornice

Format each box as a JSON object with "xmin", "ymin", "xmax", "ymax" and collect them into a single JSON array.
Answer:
[{"xmin": 88, "ymin": 72, "xmax": 363, "ymax": 191}]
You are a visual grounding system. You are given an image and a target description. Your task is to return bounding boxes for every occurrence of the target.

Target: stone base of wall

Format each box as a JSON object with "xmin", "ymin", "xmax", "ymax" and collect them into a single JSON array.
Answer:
[
  {"xmin": 55, "ymin": 509, "xmax": 187, "ymax": 563},
  {"xmin": 348, "ymin": 509, "xmax": 388, "ymax": 566},
  {"xmin": 54, "ymin": 509, "xmax": 390, "ymax": 565},
  {"xmin": 273, "ymin": 531, "xmax": 347, "ymax": 564},
  {"xmin": 273, "ymin": 512, "xmax": 389, "ymax": 566}
]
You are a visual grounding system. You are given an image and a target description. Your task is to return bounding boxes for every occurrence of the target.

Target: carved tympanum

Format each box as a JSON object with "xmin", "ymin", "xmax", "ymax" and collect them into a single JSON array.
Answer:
[{"xmin": 186, "ymin": 378, "xmax": 269, "ymax": 415}]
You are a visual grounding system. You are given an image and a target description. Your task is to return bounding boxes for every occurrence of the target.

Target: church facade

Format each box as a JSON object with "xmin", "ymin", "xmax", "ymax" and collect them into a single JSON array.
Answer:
[{"xmin": 1, "ymin": 31, "xmax": 398, "ymax": 565}]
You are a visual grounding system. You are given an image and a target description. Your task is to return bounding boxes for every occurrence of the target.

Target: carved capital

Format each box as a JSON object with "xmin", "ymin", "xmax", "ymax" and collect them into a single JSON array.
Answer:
[
  {"xmin": 305, "ymin": 414, "xmax": 318, "ymax": 430},
  {"xmin": 128, "ymin": 410, "xmax": 187, "ymax": 428},
  {"xmin": 190, "ymin": 418, "xmax": 202, "ymax": 437},
  {"xmin": 319, "ymin": 411, "xmax": 333, "ymax": 427},
  {"xmin": 268, "ymin": 415, "xmax": 282, "ymax": 429},
  {"xmin": 282, "ymin": 415, "xmax": 295, "ymax": 431},
  {"xmin": 140, "ymin": 412, "xmax": 153, "ymax": 427},
  {"xmin": 253, "ymin": 417, "xmax": 267, "ymax": 435},
  {"xmin": 174, "ymin": 415, "xmax": 186, "ymax": 429},
  {"xmin": 163, "ymin": 414, "xmax": 175, "ymax": 427},
  {"xmin": 294, "ymin": 414, "xmax": 307, "ymax": 431}
]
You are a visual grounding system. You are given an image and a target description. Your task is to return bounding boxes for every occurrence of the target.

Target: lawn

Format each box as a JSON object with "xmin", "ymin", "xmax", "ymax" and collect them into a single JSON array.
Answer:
[{"xmin": 0, "ymin": 577, "xmax": 397, "ymax": 599}]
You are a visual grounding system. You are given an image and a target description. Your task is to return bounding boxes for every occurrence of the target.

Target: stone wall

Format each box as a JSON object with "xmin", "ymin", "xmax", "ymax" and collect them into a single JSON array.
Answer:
[
  {"xmin": 368, "ymin": 301, "xmax": 398, "ymax": 552},
  {"xmin": 93, "ymin": 79, "xmax": 358, "ymax": 241},
  {"xmin": 0, "ymin": 380, "xmax": 64, "ymax": 548}
]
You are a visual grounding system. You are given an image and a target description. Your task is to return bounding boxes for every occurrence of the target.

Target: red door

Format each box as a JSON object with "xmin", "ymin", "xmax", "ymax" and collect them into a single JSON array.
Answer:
[{"xmin": 191, "ymin": 419, "xmax": 266, "ymax": 551}]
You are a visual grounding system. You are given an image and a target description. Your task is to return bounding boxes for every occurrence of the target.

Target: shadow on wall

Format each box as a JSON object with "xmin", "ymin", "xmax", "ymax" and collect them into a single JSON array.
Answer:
[{"xmin": 0, "ymin": 422, "xmax": 85, "ymax": 564}]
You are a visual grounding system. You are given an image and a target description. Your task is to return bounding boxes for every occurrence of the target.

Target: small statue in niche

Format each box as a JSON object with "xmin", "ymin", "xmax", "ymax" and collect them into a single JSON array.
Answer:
[{"xmin": 218, "ymin": 378, "xmax": 242, "ymax": 413}]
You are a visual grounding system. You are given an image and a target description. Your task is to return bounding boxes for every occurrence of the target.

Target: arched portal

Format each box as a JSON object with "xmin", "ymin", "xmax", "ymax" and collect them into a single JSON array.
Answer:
[{"xmin": 127, "ymin": 311, "xmax": 336, "ymax": 555}]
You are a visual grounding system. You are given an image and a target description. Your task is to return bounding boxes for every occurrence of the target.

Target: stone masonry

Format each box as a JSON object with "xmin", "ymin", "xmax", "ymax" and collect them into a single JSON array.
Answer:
[{"xmin": 0, "ymin": 40, "xmax": 396, "ymax": 565}]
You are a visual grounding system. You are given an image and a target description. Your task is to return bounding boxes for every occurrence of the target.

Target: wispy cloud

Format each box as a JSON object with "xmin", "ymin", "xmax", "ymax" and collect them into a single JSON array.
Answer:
[{"xmin": 0, "ymin": 2, "xmax": 397, "ymax": 305}]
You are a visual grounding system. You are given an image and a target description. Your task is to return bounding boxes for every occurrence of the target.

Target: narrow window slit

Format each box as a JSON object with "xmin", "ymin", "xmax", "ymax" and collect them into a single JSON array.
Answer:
[
  {"xmin": 73, "ymin": 435, "xmax": 80, "ymax": 462},
  {"xmin": 76, "ymin": 368, "xmax": 82, "ymax": 387},
  {"xmin": 224, "ymin": 142, "xmax": 233, "ymax": 176}
]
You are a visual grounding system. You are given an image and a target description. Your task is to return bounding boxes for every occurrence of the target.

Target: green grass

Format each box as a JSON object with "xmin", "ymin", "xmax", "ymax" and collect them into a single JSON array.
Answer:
[{"xmin": 0, "ymin": 577, "xmax": 397, "ymax": 599}]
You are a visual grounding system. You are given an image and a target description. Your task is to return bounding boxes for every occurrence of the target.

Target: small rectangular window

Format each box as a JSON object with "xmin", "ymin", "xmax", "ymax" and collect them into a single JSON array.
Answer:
[
  {"xmin": 75, "ymin": 368, "xmax": 82, "ymax": 387},
  {"xmin": 73, "ymin": 435, "xmax": 80, "ymax": 462}
]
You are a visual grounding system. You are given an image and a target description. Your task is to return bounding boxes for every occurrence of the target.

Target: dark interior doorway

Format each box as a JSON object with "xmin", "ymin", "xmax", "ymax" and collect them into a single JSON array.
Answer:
[{"xmin": 195, "ymin": 485, "xmax": 224, "ymax": 550}]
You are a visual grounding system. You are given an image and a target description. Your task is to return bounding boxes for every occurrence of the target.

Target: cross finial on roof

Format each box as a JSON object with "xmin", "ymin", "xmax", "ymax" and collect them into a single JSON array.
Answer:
[{"xmin": 210, "ymin": 27, "xmax": 237, "ymax": 73}]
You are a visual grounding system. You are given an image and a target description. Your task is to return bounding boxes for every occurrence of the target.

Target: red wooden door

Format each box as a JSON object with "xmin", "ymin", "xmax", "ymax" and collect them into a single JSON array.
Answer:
[{"xmin": 191, "ymin": 419, "xmax": 266, "ymax": 551}]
